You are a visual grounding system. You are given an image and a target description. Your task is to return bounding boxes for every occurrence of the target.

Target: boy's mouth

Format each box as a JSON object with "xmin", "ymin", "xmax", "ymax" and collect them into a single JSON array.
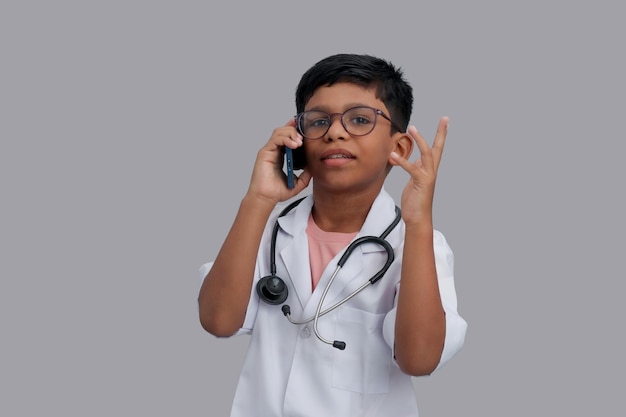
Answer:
[{"xmin": 321, "ymin": 149, "xmax": 355, "ymax": 160}]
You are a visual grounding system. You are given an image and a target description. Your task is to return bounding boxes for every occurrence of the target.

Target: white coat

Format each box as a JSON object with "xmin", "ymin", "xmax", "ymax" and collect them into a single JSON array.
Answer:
[{"xmin": 199, "ymin": 189, "xmax": 467, "ymax": 417}]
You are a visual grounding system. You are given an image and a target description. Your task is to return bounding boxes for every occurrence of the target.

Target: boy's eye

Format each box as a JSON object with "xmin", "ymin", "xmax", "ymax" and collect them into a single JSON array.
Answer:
[
  {"xmin": 309, "ymin": 118, "xmax": 330, "ymax": 128},
  {"xmin": 349, "ymin": 116, "xmax": 372, "ymax": 125},
  {"xmin": 344, "ymin": 107, "xmax": 376, "ymax": 127}
]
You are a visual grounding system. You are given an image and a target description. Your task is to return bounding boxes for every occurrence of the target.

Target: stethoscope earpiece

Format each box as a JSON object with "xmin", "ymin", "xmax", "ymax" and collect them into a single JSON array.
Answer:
[{"xmin": 256, "ymin": 275, "xmax": 289, "ymax": 305}]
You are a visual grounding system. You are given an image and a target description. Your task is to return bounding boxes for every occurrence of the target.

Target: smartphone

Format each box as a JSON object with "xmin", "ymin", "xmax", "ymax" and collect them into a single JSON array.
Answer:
[
  {"xmin": 285, "ymin": 147, "xmax": 295, "ymax": 189},
  {"xmin": 284, "ymin": 146, "xmax": 306, "ymax": 189}
]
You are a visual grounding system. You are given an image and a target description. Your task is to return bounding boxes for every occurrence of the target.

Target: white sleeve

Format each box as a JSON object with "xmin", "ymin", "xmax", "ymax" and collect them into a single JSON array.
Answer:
[
  {"xmin": 382, "ymin": 230, "xmax": 467, "ymax": 372},
  {"xmin": 431, "ymin": 230, "xmax": 467, "ymax": 372},
  {"xmin": 198, "ymin": 262, "xmax": 214, "ymax": 285}
]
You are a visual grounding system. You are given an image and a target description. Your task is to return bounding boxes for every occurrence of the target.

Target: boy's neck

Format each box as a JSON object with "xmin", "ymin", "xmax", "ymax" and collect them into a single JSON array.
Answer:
[{"xmin": 311, "ymin": 187, "xmax": 381, "ymax": 233}]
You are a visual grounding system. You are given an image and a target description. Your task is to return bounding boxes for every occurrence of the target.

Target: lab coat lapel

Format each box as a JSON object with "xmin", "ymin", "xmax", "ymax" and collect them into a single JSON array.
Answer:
[
  {"xmin": 280, "ymin": 235, "xmax": 313, "ymax": 309},
  {"xmin": 277, "ymin": 197, "xmax": 315, "ymax": 310}
]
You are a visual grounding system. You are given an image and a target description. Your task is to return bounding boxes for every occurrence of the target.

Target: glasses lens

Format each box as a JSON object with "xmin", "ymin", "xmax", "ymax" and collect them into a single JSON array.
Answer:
[
  {"xmin": 299, "ymin": 111, "xmax": 330, "ymax": 139},
  {"xmin": 342, "ymin": 107, "xmax": 377, "ymax": 136}
]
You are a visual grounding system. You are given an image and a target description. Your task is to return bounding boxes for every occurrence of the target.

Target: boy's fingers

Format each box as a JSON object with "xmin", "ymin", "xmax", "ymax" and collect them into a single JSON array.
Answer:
[
  {"xmin": 407, "ymin": 126, "xmax": 434, "ymax": 171},
  {"xmin": 286, "ymin": 118, "xmax": 303, "ymax": 145},
  {"xmin": 268, "ymin": 121, "xmax": 302, "ymax": 149},
  {"xmin": 431, "ymin": 117, "xmax": 449, "ymax": 170},
  {"xmin": 407, "ymin": 117, "xmax": 449, "ymax": 173}
]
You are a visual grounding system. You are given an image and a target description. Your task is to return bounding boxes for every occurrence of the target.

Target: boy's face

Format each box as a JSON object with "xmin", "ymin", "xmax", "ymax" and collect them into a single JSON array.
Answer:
[{"xmin": 302, "ymin": 82, "xmax": 409, "ymax": 194}]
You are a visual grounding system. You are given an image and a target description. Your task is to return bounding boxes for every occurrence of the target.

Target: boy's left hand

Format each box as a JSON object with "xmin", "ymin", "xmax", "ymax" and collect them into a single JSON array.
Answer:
[{"xmin": 389, "ymin": 116, "xmax": 449, "ymax": 226}]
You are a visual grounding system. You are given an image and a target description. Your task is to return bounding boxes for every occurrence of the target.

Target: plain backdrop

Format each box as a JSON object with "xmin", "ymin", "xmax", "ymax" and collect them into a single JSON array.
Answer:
[{"xmin": 1, "ymin": 1, "xmax": 624, "ymax": 416}]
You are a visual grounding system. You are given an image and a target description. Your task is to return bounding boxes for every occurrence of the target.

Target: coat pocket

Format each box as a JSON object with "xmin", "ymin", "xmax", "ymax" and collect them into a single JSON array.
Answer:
[{"xmin": 331, "ymin": 307, "xmax": 392, "ymax": 394}]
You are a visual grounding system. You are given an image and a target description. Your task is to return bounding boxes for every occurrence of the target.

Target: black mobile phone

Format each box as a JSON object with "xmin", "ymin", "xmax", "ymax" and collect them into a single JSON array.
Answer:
[
  {"xmin": 284, "ymin": 146, "xmax": 306, "ymax": 189},
  {"xmin": 292, "ymin": 146, "xmax": 306, "ymax": 170},
  {"xmin": 285, "ymin": 147, "xmax": 295, "ymax": 189}
]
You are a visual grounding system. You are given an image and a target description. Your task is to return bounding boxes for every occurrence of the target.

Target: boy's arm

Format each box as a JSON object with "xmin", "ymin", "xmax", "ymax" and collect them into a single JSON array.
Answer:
[
  {"xmin": 389, "ymin": 118, "xmax": 449, "ymax": 376},
  {"xmin": 394, "ymin": 221, "xmax": 446, "ymax": 376},
  {"xmin": 198, "ymin": 194, "xmax": 276, "ymax": 336},
  {"xmin": 198, "ymin": 120, "xmax": 310, "ymax": 337}
]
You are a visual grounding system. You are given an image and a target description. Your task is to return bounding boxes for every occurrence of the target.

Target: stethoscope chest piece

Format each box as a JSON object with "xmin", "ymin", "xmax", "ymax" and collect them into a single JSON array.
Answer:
[{"xmin": 256, "ymin": 275, "xmax": 288, "ymax": 305}]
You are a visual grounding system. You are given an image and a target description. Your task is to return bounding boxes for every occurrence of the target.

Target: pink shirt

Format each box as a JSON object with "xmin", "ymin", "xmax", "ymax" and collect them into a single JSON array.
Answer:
[{"xmin": 306, "ymin": 214, "xmax": 358, "ymax": 290}]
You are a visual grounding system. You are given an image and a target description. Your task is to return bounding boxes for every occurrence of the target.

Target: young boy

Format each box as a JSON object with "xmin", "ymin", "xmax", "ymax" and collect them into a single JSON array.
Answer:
[{"xmin": 198, "ymin": 53, "xmax": 467, "ymax": 416}]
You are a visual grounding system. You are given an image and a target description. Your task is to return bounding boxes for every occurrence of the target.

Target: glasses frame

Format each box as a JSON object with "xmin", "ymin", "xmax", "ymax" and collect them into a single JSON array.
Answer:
[{"xmin": 295, "ymin": 105, "xmax": 404, "ymax": 140}]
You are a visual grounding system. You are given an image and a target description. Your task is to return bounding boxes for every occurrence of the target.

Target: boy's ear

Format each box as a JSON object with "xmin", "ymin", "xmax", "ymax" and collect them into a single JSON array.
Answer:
[{"xmin": 393, "ymin": 132, "xmax": 414, "ymax": 160}]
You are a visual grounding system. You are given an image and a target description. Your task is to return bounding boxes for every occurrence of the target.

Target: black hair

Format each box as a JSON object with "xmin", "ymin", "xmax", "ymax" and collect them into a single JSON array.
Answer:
[{"xmin": 295, "ymin": 53, "xmax": 413, "ymax": 132}]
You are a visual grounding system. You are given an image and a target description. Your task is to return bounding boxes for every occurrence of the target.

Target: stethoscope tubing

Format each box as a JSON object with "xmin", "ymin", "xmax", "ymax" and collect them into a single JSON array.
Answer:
[
  {"xmin": 260, "ymin": 197, "xmax": 401, "ymax": 350},
  {"xmin": 282, "ymin": 236, "xmax": 395, "ymax": 325}
]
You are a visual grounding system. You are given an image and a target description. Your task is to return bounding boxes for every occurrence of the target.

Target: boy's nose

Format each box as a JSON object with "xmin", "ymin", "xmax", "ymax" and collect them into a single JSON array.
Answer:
[{"xmin": 324, "ymin": 115, "xmax": 348, "ymax": 141}]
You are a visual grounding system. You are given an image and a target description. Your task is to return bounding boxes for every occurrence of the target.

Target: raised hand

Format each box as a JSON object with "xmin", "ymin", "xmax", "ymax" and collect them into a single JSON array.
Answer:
[{"xmin": 390, "ymin": 117, "xmax": 449, "ymax": 226}]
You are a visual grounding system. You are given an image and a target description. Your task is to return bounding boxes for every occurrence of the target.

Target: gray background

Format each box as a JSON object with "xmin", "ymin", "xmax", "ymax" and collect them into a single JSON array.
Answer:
[{"xmin": 2, "ymin": 1, "xmax": 624, "ymax": 416}]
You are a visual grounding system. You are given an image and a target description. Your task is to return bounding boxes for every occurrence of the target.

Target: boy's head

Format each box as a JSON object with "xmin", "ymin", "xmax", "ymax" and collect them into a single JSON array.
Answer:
[{"xmin": 295, "ymin": 54, "xmax": 413, "ymax": 133}]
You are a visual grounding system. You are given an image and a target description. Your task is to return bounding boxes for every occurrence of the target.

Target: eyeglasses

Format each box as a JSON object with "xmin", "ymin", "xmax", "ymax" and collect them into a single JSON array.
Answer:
[{"xmin": 295, "ymin": 106, "xmax": 403, "ymax": 140}]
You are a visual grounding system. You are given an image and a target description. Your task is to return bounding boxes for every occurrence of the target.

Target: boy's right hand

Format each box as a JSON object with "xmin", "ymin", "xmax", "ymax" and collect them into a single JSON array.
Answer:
[{"xmin": 246, "ymin": 119, "xmax": 311, "ymax": 203}]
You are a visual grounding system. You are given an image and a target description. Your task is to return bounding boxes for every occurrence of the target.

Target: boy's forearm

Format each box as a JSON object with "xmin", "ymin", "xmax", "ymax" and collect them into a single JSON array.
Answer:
[
  {"xmin": 198, "ymin": 194, "xmax": 276, "ymax": 336},
  {"xmin": 394, "ymin": 221, "xmax": 446, "ymax": 376}
]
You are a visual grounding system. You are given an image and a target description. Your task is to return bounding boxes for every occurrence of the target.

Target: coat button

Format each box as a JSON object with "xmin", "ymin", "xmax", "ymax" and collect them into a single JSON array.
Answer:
[{"xmin": 300, "ymin": 326, "xmax": 311, "ymax": 338}]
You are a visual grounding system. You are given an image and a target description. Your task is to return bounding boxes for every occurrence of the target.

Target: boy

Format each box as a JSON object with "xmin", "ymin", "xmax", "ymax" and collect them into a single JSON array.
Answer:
[{"xmin": 198, "ymin": 53, "xmax": 467, "ymax": 416}]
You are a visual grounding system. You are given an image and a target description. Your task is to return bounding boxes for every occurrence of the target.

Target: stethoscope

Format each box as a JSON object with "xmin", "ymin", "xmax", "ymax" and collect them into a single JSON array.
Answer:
[{"xmin": 256, "ymin": 197, "xmax": 401, "ymax": 350}]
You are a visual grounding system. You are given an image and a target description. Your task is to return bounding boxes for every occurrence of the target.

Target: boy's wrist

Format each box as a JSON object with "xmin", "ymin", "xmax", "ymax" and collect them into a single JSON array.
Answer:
[
  {"xmin": 241, "ymin": 192, "xmax": 278, "ymax": 213},
  {"xmin": 403, "ymin": 218, "xmax": 434, "ymax": 235}
]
